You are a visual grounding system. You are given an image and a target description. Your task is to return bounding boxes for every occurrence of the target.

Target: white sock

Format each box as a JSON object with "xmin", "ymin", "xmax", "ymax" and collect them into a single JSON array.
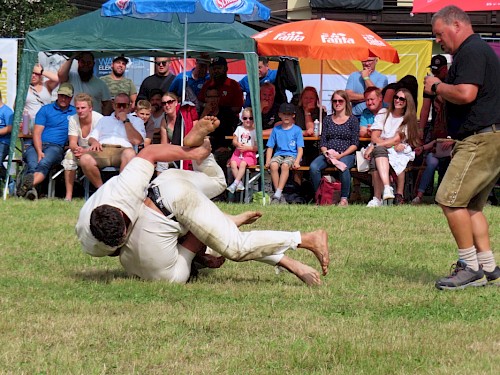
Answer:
[
  {"xmin": 234, "ymin": 179, "xmax": 241, "ymax": 184},
  {"xmin": 477, "ymin": 251, "xmax": 497, "ymax": 272},
  {"xmin": 274, "ymin": 189, "xmax": 282, "ymax": 198},
  {"xmin": 458, "ymin": 246, "xmax": 479, "ymax": 271}
]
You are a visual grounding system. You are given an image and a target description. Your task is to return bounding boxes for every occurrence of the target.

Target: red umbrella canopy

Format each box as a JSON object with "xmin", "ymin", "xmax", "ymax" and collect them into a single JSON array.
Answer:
[
  {"xmin": 412, "ymin": 0, "xmax": 500, "ymax": 13},
  {"xmin": 252, "ymin": 19, "xmax": 399, "ymax": 63}
]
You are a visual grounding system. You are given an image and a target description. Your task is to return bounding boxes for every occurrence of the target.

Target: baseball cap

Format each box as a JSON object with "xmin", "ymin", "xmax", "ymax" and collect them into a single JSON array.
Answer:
[
  {"xmin": 57, "ymin": 83, "xmax": 74, "ymax": 97},
  {"xmin": 113, "ymin": 55, "xmax": 129, "ymax": 64},
  {"xmin": 211, "ymin": 56, "xmax": 227, "ymax": 67},
  {"xmin": 429, "ymin": 55, "xmax": 447, "ymax": 70},
  {"xmin": 279, "ymin": 102, "xmax": 296, "ymax": 114}
]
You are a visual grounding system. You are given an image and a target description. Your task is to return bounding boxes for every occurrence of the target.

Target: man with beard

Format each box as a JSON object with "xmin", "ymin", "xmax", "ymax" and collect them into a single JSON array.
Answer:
[
  {"xmin": 58, "ymin": 52, "xmax": 112, "ymax": 115},
  {"xmin": 101, "ymin": 55, "xmax": 137, "ymax": 109},
  {"xmin": 137, "ymin": 57, "xmax": 175, "ymax": 102},
  {"xmin": 198, "ymin": 56, "xmax": 243, "ymax": 116}
]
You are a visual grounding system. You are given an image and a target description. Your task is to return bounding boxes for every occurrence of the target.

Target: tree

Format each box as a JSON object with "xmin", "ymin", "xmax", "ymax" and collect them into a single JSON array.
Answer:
[{"xmin": 0, "ymin": 0, "xmax": 77, "ymax": 38}]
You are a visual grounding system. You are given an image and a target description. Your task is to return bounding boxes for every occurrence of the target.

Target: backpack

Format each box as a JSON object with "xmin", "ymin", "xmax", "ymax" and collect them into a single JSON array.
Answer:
[{"xmin": 315, "ymin": 176, "xmax": 341, "ymax": 205}]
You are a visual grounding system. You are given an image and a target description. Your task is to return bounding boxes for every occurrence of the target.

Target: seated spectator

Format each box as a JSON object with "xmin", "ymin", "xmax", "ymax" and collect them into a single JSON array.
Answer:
[
  {"xmin": 294, "ymin": 86, "xmax": 326, "ymax": 136},
  {"xmin": 364, "ymin": 88, "xmax": 420, "ymax": 206},
  {"xmin": 226, "ymin": 107, "xmax": 258, "ymax": 194},
  {"xmin": 265, "ymin": 103, "xmax": 304, "ymax": 204},
  {"xmin": 134, "ymin": 100, "xmax": 154, "ymax": 147},
  {"xmin": 0, "ymin": 91, "xmax": 14, "ymax": 181},
  {"xmin": 260, "ymin": 82, "xmax": 281, "ymax": 137},
  {"xmin": 61, "ymin": 93, "xmax": 103, "ymax": 201},
  {"xmin": 24, "ymin": 63, "xmax": 59, "ymax": 129},
  {"xmin": 359, "ymin": 87, "xmax": 384, "ymax": 138},
  {"xmin": 382, "ymin": 75, "xmax": 419, "ymax": 109},
  {"xmin": 18, "ymin": 83, "xmax": 76, "ymax": 199},
  {"xmin": 239, "ymin": 57, "xmax": 277, "ymax": 108},
  {"xmin": 198, "ymin": 86, "xmax": 238, "ymax": 170},
  {"xmin": 79, "ymin": 93, "xmax": 145, "ymax": 189},
  {"xmin": 309, "ymin": 90, "xmax": 359, "ymax": 207}
]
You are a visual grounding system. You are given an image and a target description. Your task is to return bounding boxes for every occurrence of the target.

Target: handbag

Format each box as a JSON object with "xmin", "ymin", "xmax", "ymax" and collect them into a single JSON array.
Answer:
[
  {"xmin": 356, "ymin": 147, "xmax": 369, "ymax": 172},
  {"xmin": 315, "ymin": 175, "xmax": 341, "ymax": 205}
]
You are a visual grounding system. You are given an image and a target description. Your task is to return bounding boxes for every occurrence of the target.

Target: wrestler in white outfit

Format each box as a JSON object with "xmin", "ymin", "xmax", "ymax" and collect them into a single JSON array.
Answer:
[{"xmin": 120, "ymin": 154, "xmax": 300, "ymax": 283}]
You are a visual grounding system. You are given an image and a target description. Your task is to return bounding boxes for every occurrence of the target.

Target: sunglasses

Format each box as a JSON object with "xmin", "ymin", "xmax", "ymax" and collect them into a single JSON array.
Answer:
[
  {"xmin": 162, "ymin": 99, "xmax": 176, "ymax": 106},
  {"xmin": 394, "ymin": 95, "xmax": 407, "ymax": 102},
  {"xmin": 332, "ymin": 99, "xmax": 345, "ymax": 104},
  {"xmin": 242, "ymin": 117, "xmax": 254, "ymax": 121},
  {"xmin": 155, "ymin": 61, "xmax": 168, "ymax": 66},
  {"xmin": 115, "ymin": 102, "xmax": 130, "ymax": 109}
]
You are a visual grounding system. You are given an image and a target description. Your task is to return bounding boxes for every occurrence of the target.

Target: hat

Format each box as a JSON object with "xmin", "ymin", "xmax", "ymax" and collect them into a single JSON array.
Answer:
[
  {"xmin": 429, "ymin": 55, "xmax": 447, "ymax": 70},
  {"xmin": 211, "ymin": 56, "xmax": 227, "ymax": 67},
  {"xmin": 57, "ymin": 83, "xmax": 74, "ymax": 97},
  {"xmin": 113, "ymin": 55, "xmax": 129, "ymax": 64},
  {"xmin": 279, "ymin": 102, "xmax": 296, "ymax": 114}
]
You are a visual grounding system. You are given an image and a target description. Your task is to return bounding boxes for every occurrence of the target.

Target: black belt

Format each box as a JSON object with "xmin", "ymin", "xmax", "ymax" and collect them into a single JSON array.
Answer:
[
  {"xmin": 147, "ymin": 186, "xmax": 177, "ymax": 221},
  {"xmin": 474, "ymin": 124, "xmax": 498, "ymax": 135}
]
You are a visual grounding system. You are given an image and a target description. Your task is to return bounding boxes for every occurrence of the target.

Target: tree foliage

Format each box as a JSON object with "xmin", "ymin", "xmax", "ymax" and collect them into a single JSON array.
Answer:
[{"xmin": 0, "ymin": 0, "xmax": 78, "ymax": 38}]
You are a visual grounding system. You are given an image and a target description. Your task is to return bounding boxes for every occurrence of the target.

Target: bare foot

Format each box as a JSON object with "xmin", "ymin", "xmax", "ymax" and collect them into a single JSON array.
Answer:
[
  {"xmin": 300, "ymin": 230, "xmax": 330, "ymax": 276},
  {"xmin": 193, "ymin": 253, "xmax": 226, "ymax": 269},
  {"xmin": 184, "ymin": 116, "xmax": 220, "ymax": 147},
  {"xmin": 228, "ymin": 211, "xmax": 263, "ymax": 227},
  {"xmin": 277, "ymin": 256, "xmax": 321, "ymax": 286}
]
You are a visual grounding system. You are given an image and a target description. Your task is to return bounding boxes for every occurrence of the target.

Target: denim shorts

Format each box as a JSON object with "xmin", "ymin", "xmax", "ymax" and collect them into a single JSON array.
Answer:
[{"xmin": 435, "ymin": 131, "xmax": 500, "ymax": 210}]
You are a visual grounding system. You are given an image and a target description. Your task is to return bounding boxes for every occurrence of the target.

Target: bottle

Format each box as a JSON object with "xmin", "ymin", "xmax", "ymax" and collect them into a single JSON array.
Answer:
[
  {"xmin": 313, "ymin": 119, "xmax": 320, "ymax": 137},
  {"xmin": 22, "ymin": 110, "xmax": 30, "ymax": 135}
]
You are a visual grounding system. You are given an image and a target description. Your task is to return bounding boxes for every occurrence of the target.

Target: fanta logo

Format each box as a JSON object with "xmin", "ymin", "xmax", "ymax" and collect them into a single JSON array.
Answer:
[
  {"xmin": 253, "ymin": 30, "xmax": 273, "ymax": 39},
  {"xmin": 115, "ymin": 0, "xmax": 129, "ymax": 11},
  {"xmin": 273, "ymin": 31, "xmax": 305, "ymax": 42},
  {"xmin": 321, "ymin": 33, "xmax": 355, "ymax": 45},
  {"xmin": 215, "ymin": 0, "xmax": 243, "ymax": 10},
  {"xmin": 362, "ymin": 34, "xmax": 386, "ymax": 47}
]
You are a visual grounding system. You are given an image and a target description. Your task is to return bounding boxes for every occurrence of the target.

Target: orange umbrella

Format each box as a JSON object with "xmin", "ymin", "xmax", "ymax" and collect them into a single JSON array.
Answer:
[{"xmin": 252, "ymin": 19, "xmax": 399, "ymax": 63}]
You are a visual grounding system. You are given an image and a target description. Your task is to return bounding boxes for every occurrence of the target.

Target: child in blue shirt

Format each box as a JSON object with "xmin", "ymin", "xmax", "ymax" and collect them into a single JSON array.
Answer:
[{"xmin": 265, "ymin": 103, "xmax": 304, "ymax": 204}]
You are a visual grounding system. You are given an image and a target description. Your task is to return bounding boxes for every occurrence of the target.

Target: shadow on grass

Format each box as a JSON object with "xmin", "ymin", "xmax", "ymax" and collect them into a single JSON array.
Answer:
[
  {"xmin": 72, "ymin": 268, "xmax": 131, "ymax": 283},
  {"xmin": 358, "ymin": 261, "xmax": 439, "ymax": 285}
]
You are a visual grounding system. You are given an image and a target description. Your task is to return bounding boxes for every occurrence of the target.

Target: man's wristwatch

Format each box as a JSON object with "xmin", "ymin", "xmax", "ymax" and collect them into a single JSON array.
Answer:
[
  {"xmin": 431, "ymin": 82, "xmax": 441, "ymax": 94},
  {"xmin": 123, "ymin": 118, "xmax": 131, "ymax": 124}
]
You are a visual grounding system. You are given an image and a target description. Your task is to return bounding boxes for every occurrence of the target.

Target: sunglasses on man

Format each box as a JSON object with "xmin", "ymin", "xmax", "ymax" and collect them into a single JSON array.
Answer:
[{"xmin": 155, "ymin": 61, "xmax": 168, "ymax": 67}]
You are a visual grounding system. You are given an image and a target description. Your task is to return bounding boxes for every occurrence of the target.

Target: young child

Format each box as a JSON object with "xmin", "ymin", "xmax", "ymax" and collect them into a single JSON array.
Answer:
[
  {"xmin": 265, "ymin": 103, "xmax": 304, "ymax": 204},
  {"xmin": 134, "ymin": 100, "xmax": 154, "ymax": 147},
  {"xmin": 226, "ymin": 107, "xmax": 258, "ymax": 194}
]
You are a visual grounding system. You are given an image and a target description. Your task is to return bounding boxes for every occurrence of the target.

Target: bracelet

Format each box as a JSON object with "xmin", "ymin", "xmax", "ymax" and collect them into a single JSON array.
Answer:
[{"xmin": 363, "ymin": 76, "xmax": 370, "ymax": 81}]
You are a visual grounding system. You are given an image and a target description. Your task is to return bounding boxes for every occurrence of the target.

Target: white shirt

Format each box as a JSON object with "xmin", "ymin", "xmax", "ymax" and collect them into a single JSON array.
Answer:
[
  {"xmin": 371, "ymin": 108, "xmax": 405, "ymax": 139},
  {"xmin": 89, "ymin": 113, "xmax": 146, "ymax": 148},
  {"xmin": 68, "ymin": 111, "xmax": 103, "ymax": 147}
]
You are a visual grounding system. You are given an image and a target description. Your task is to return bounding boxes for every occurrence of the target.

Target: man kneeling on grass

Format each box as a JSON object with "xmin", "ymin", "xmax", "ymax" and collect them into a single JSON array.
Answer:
[{"xmin": 76, "ymin": 116, "xmax": 330, "ymax": 286}]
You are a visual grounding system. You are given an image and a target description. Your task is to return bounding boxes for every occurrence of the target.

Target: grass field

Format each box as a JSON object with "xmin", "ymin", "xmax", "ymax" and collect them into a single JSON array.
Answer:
[{"xmin": 1, "ymin": 199, "xmax": 499, "ymax": 374}]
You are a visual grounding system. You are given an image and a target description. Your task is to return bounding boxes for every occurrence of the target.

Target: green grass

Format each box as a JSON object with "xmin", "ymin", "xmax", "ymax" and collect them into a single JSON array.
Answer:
[{"xmin": 1, "ymin": 199, "xmax": 499, "ymax": 374}]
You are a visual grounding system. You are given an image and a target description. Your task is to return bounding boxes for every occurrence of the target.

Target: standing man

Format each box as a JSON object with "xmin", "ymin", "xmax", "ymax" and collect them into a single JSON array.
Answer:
[
  {"xmin": 169, "ymin": 58, "xmax": 210, "ymax": 100},
  {"xmin": 101, "ymin": 55, "xmax": 137, "ymax": 108},
  {"xmin": 239, "ymin": 56, "xmax": 277, "ymax": 108},
  {"xmin": 424, "ymin": 6, "xmax": 500, "ymax": 290},
  {"xmin": 345, "ymin": 57, "xmax": 388, "ymax": 117},
  {"xmin": 18, "ymin": 83, "xmax": 76, "ymax": 199},
  {"xmin": 137, "ymin": 57, "xmax": 175, "ymax": 102},
  {"xmin": 198, "ymin": 56, "xmax": 243, "ymax": 116},
  {"xmin": 79, "ymin": 93, "xmax": 145, "ymax": 189},
  {"xmin": 58, "ymin": 52, "xmax": 112, "ymax": 115}
]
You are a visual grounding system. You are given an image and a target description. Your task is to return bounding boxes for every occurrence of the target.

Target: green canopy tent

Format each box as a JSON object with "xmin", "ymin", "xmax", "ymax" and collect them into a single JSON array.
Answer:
[{"xmin": 6, "ymin": 10, "xmax": 265, "ymax": 201}]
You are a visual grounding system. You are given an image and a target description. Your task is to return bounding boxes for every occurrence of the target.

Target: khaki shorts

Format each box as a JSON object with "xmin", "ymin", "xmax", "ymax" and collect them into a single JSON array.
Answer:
[
  {"xmin": 86, "ymin": 145, "xmax": 134, "ymax": 169},
  {"xmin": 435, "ymin": 132, "xmax": 500, "ymax": 210},
  {"xmin": 270, "ymin": 155, "xmax": 295, "ymax": 167}
]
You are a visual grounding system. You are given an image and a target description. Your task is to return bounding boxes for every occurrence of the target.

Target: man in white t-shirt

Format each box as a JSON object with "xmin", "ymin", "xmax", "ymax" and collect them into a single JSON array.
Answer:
[
  {"xmin": 79, "ymin": 93, "xmax": 145, "ymax": 189},
  {"xmin": 62, "ymin": 93, "xmax": 103, "ymax": 201},
  {"xmin": 76, "ymin": 118, "xmax": 330, "ymax": 285}
]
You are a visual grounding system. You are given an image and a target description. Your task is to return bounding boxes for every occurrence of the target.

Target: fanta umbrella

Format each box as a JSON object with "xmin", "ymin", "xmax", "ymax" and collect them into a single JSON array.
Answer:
[
  {"xmin": 412, "ymin": 0, "xmax": 500, "ymax": 13},
  {"xmin": 251, "ymin": 19, "xmax": 399, "ymax": 63},
  {"xmin": 252, "ymin": 19, "xmax": 399, "ymax": 130}
]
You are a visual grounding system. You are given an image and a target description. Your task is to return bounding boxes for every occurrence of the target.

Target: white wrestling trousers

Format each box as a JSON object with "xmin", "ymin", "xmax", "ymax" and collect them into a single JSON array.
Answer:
[{"xmin": 120, "ymin": 154, "xmax": 301, "ymax": 282}]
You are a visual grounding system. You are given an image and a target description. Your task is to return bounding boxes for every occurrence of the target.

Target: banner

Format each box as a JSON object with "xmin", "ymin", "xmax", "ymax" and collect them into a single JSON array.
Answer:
[{"xmin": 0, "ymin": 39, "xmax": 18, "ymax": 108}]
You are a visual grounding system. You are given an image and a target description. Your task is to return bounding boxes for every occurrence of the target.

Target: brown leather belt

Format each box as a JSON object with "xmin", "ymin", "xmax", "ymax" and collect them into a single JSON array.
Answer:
[
  {"xmin": 474, "ymin": 124, "xmax": 498, "ymax": 135},
  {"xmin": 146, "ymin": 186, "xmax": 177, "ymax": 221}
]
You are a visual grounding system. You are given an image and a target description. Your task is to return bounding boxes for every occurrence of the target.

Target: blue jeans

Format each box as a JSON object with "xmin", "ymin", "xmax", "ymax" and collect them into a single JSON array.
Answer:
[
  {"xmin": 23, "ymin": 143, "xmax": 64, "ymax": 176},
  {"xmin": 310, "ymin": 153, "xmax": 355, "ymax": 198},
  {"xmin": 0, "ymin": 142, "xmax": 9, "ymax": 177},
  {"xmin": 417, "ymin": 152, "xmax": 439, "ymax": 194}
]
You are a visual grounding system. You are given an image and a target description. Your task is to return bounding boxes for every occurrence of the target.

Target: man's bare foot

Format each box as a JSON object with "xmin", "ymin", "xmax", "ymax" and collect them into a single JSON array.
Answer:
[
  {"xmin": 228, "ymin": 211, "xmax": 263, "ymax": 227},
  {"xmin": 277, "ymin": 256, "xmax": 321, "ymax": 286},
  {"xmin": 184, "ymin": 116, "xmax": 220, "ymax": 147},
  {"xmin": 193, "ymin": 252, "xmax": 226, "ymax": 269},
  {"xmin": 300, "ymin": 230, "xmax": 330, "ymax": 276}
]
